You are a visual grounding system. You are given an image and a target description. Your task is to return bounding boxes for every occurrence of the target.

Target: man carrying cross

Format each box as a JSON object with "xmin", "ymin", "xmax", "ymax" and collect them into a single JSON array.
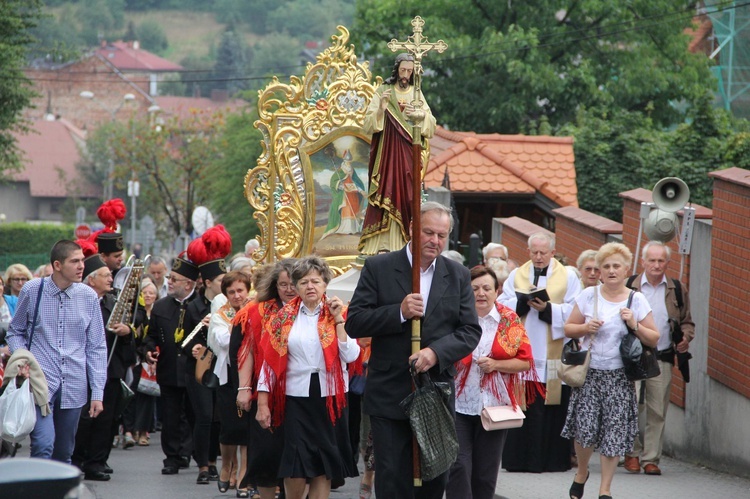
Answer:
[{"xmin": 358, "ymin": 52, "xmax": 437, "ymax": 255}]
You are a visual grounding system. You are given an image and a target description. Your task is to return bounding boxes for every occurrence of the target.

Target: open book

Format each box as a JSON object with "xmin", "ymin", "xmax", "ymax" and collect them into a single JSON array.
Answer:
[{"xmin": 516, "ymin": 287, "xmax": 550, "ymax": 303}]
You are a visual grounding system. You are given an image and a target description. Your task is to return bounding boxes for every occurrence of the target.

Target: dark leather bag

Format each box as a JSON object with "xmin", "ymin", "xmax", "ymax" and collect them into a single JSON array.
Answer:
[
  {"xmin": 620, "ymin": 291, "xmax": 661, "ymax": 381},
  {"xmin": 195, "ymin": 346, "xmax": 219, "ymax": 389}
]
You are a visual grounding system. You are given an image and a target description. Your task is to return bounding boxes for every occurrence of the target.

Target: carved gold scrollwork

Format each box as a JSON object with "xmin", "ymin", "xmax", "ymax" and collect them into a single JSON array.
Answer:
[{"xmin": 245, "ymin": 25, "xmax": 382, "ymax": 265}]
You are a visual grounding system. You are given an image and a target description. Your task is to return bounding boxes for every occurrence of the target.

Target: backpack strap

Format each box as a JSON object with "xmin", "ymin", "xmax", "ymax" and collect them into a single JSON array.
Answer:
[
  {"xmin": 672, "ymin": 278, "xmax": 683, "ymax": 310},
  {"xmin": 28, "ymin": 277, "xmax": 45, "ymax": 349},
  {"xmin": 626, "ymin": 274, "xmax": 638, "ymax": 290}
]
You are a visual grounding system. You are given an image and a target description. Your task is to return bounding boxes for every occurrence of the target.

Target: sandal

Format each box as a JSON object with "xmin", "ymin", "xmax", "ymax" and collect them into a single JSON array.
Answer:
[
  {"xmin": 218, "ymin": 480, "xmax": 230, "ymax": 493},
  {"xmin": 569, "ymin": 471, "xmax": 589, "ymax": 499},
  {"xmin": 359, "ymin": 482, "xmax": 372, "ymax": 499},
  {"xmin": 236, "ymin": 489, "xmax": 250, "ymax": 498}
]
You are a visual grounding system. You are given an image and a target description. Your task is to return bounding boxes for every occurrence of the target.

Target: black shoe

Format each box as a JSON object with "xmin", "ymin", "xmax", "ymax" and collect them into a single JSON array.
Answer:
[
  {"xmin": 84, "ymin": 471, "xmax": 111, "ymax": 481},
  {"xmin": 161, "ymin": 466, "xmax": 179, "ymax": 475},
  {"xmin": 103, "ymin": 463, "xmax": 113, "ymax": 474},
  {"xmin": 197, "ymin": 470, "xmax": 210, "ymax": 484},
  {"xmin": 178, "ymin": 456, "xmax": 190, "ymax": 469},
  {"xmin": 208, "ymin": 465, "xmax": 219, "ymax": 481}
]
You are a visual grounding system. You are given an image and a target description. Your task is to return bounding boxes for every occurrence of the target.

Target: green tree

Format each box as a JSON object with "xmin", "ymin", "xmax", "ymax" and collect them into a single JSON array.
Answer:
[
  {"xmin": 214, "ymin": 24, "xmax": 249, "ymax": 95},
  {"xmin": 137, "ymin": 19, "xmax": 169, "ymax": 54},
  {"xmin": 352, "ymin": 0, "xmax": 715, "ymax": 134},
  {"xmin": 204, "ymin": 110, "xmax": 262, "ymax": 252},
  {"xmin": 79, "ymin": 110, "xmax": 228, "ymax": 238},
  {"xmin": 0, "ymin": 0, "xmax": 42, "ymax": 178}
]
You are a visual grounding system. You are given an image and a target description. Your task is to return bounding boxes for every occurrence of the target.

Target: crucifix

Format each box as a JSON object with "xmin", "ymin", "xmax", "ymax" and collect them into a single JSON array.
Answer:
[{"xmin": 388, "ymin": 15, "xmax": 447, "ymax": 488}]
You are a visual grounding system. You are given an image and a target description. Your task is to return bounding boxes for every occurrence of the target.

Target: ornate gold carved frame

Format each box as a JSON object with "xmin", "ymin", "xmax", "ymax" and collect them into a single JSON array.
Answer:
[{"xmin": 245, "ymin": 26, "xmax": 381, "ymax": 271}]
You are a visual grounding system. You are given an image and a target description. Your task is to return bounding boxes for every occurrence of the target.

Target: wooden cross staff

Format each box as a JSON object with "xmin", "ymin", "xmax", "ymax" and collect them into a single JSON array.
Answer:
[{"xmin": 388, "ymin": 15, "xmax": 447, "ymax": 488}]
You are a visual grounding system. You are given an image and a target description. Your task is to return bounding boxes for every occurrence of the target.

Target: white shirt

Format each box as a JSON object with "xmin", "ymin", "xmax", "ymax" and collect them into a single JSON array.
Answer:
[
  {"xmin": 257, "ymin": 302, "xmax": 360, "ymax": 397},
  {"xmin": 498, "ymin": 259, "xmax": 582, "ymax": 381},
  {"xmin": 400, "ymin": 244, "xmax": 436, "ymax": 323},
  {"xmin": 639, "ymin": 274, "xmax": 671, "ymax": 351},
  {"xmin": 575, "ymin": 286, "xmax": 652, "ymax": 370},
  {"xmin": 455, "ymin": 306, "xmax": 512, "ymax": 416},
  {"xmin": 207, "ymin": 294, "xmax": 230, "ymax": 385}
]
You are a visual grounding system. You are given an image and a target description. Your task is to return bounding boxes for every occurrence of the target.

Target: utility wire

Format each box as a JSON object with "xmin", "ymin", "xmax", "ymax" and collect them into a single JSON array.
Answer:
[{"xmin": 6, "ymin": 0, "xmax": 746, "ymax": 85}]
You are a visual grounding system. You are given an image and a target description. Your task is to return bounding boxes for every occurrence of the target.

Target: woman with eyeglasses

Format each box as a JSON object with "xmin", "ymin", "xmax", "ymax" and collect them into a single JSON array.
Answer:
[{"xmin": 4, "ymin": 263, "xmax": 33, "ymax": 297}]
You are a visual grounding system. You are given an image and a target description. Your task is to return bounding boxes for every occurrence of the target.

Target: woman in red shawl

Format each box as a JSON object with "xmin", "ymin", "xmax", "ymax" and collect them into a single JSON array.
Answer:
[
  {"xmin": 256, "ymin": 256, "xmax": 360, "ymax": 499},
  {"xmin": 232, "ymin": 259, "xmax": 297, "ymax": 499},
  {"xmin": 446, "ymin": 265, "xmax": 539, "ymax": 499}
]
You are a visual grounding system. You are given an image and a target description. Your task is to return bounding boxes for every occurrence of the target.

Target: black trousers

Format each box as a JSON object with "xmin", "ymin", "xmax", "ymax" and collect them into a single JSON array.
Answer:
[
  {"xmin": 446, "ymin": 413, "xmax": 507, "ymax": 499},
  {"xmin": 72, "ymin": 378, "xmax": 121, "ymax": 472},
  {"xmin": 370, "ymin": 416, "xmax": 448, "ymax": 499},
  {"xmin": 185, "ymin": 372, "xmax": 219, "ymax": 467},
  {"xmin": 160, "ymin": 384, "xmax": 194, "ymax": 468}
]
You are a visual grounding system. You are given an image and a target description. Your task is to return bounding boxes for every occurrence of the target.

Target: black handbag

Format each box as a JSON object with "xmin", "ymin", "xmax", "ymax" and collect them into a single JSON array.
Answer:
[
  {"xmin": 620, "ymin": 291, "xmax": 661, "ymax": 381},
  {"xmin": 399, "ymin": 363, "xmax": 459, "ymax": 481},
  {"xmin": 561, "ymin": 339, "xmax": 588, "ymax": 366}
]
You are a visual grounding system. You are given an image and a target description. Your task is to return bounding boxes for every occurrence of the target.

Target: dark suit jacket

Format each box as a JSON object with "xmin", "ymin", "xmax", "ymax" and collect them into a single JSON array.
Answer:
[
  {"xmin": 100, "ymin": 293, "xmax": 136, "ymax": 380},
  {"xmin": 144, "ymin": 293, "xmax": 197, "ymax": 387},
  {"xmin": 346, "ymin": 247, "xmax": 481, "ymax": 420}
]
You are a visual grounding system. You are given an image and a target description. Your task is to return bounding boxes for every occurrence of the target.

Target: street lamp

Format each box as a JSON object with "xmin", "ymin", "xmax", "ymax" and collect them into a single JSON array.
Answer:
[
  {"xmin": 127, "ymin": 173, "xmax": 140, "ymax": 249},
  {"xmin": 79, "ymin": 91, "xmax": 136, "ymax": 200}
]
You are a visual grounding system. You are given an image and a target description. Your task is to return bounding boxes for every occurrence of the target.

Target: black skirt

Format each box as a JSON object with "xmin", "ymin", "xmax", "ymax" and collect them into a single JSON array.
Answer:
[
  {"xmin": 246, "ymin": 400, "xmax": 285, "ymax": 488},
  {"xmin": 217, "ymin": 382, "xmax": 249, "ymax": 445},
  {"xmin": 278, "ymin": 373, "xmax": 358, "ymax": 480}
]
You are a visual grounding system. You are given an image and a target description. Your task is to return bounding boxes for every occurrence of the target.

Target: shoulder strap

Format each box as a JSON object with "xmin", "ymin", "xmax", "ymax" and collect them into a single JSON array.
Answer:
[
  {"xmin": 626, "ymin": 289, "xmax": 635, "ymax": 308},
  {"xmin": 672, "ymin": 278, "xmax": 683, "ymax": 310},
  {"xmin": 626, "ymin": 275, "xmax": 638, "ymax": 289},
  {"xmin": 28, "ymin": 277, "xmax": 45, "ymax": 349}
]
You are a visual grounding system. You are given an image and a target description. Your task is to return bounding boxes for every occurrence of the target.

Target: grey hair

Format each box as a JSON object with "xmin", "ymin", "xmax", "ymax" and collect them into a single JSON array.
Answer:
[
  {"xmin": 421, "ymin": 201, "xmax": 454, "ymax": 231},
  {"xmin": 148, "ymin": 256, "xmax": 167, "ymax": 268},
  {"xmin": 255, "ymin": 258, "xmax": 297, "ymax": 303},
  {"xmin": 642, "ymin": 240, "xmax": 671, "ymax": 260},
  {"xmin": 230, "ymin": 256, "xmax": 254, "ymax": 272},
  {"xmin": 245, "ymin": 239, "xmax": 260, "ymax": 254},
  {"xmin": 576, "ymin": 249, "xmax": 599, "ymax": 269},
  {"xmin": 291, "ymin": 256, "xmax": 333, "ymax": 285},
  {"xmin": 442, "ymin": 250, "xmax": 465, "ymax": 265},
  {"xmin": 482, "ymin": 242, "xmax": 508, "ymax": 262},
  {"xmin": 527, "ymin": 232, "xmax": 555, "ymax": 251}
]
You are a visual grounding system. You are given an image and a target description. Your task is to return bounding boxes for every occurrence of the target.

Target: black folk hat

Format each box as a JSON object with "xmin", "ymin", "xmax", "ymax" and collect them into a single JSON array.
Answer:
[
  {"xmin": 171, "ymin": 256, "xmax": 199, "ymax": 281},
  {"xmin": 199, "ymin": 259, "xmax": 227, "ymax": 282},
  {"xmin": 97, "ymin": 232, "xmax": 124, "ymax": 254},
  {"xmin": 83, "ymin": 254, "xmax": 107, "ymax": 280}
]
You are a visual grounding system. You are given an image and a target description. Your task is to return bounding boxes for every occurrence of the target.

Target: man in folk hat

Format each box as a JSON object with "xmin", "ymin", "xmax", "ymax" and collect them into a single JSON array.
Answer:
[
  {"xmin": 145, "ymin": 254, "xmax": 199, "ymax": 474},
  {"xmin": 72, "ymin": 254, "xmax": 135, "ymax": 481},
  {"xmin": 181, "ymin": 226, "xmax": 232, "ymax": 484},
  {"xmin": 94, "ymin": 199, "xmax": 127, "ymax": 276}
]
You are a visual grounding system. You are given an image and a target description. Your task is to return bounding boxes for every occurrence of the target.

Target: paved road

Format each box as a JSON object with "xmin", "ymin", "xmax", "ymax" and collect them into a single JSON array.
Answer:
[{"xmin": 12, "ymin": 432, "xmax": 750, "ymax": 498}]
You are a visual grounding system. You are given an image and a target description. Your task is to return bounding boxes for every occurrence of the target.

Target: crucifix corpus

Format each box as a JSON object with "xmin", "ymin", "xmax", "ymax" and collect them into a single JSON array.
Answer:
[{"xmin": 390, "ymin": 15, "xmax": 447, "ymax": 487}]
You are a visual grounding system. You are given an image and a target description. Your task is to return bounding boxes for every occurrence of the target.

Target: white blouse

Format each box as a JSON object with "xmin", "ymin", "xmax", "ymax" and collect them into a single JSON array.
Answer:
[
  {"xmin": 257, "ymin": 302, "xmax": 360, "ymax": 397},
  {"xmin": 574, "ymin": 286, "xmax": 652, "ymax": 370},
  {"xmin": 207, "ymin": 294, "xmax": 230, "ymax": 385},
  {"xmin": 455, "ymin": 306, "xmax": 512, "ymax": 416}
]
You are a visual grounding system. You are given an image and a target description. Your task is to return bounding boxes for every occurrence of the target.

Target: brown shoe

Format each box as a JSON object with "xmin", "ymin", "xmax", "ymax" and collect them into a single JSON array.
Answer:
[
  {"xmin": 644, "ymin": 463, "xmax": 662, "ymax": 475},
  {"xmin": 623, "ymin": 456, "xmax": 641, "ymax": 473}
]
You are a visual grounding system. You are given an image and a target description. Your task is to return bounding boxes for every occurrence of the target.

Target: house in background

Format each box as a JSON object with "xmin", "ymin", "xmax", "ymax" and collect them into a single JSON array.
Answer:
[
  {"xmin": 424, "ymin": 126, "xmax": 578, "ymax": 245},
  {"xmin": 0, "ymin": 118, "xmax": 100, "ymax": 223}
]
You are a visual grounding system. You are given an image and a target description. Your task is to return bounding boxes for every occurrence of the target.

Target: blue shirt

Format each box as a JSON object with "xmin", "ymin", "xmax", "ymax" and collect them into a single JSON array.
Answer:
[{"xmin": 6, "ymin": 277, "xmax": 107, "ymax": 408}]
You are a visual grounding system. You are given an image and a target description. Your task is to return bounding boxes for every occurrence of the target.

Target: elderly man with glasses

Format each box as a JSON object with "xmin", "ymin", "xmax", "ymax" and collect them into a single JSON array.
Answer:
[{"xmin": 144, "ymin": 255, "xmax": 200, "ymax": 475}]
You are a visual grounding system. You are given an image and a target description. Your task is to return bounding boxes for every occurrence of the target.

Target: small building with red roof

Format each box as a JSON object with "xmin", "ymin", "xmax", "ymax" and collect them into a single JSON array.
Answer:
[
  {"xmin": 0, "ymin": 118, "xmax": 101, "ymax": 223},
  {"xmin": 425, "ymin": 126, "xmax": 578, "ymax": 243}
]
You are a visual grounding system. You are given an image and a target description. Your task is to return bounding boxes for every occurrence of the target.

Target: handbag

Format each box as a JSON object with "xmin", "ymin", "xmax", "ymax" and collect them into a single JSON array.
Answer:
[
  {"xmin": 0, "ymin": 377, "xmax": 36, "ymax": 444},
  {"xmin": 559, "ymin": 286, "xmax": 598, "ymax": 387},
  {"xmin": 480, "ymin": 405, "xmax": 526, "ymax": 431},
  {"xmin": 620, "ymin": 291, "xmax": 661, "ymax": 381},
  {"xmin": 195, "ymin": 346, "xmax": 219, "ymax": 389},
  {"xmin": 399, "ymin": 363, "xmax": 459, "ymax": 481},
  {"xmin": 136, "ymin": 362, "xmax": 160, "ymax": 397}
]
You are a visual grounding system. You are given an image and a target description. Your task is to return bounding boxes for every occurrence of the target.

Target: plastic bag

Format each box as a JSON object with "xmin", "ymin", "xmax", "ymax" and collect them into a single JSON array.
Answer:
[
  {"xmin": 0, "ymin": 378, "xmax": 37, "ymax": 444},
  {"xmin": 399, "ymin": 367, "xmax": 458, "ymax": 481},
  {"xmin": 136, "ymin": 362, "xmax": 161, "ymax": 397}
]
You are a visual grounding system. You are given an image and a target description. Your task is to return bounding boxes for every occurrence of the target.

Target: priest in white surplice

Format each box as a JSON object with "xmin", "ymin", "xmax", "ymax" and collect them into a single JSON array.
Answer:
[{"xmin": 498, "ymin": 232, "xmax": 581, "ymax": 473}]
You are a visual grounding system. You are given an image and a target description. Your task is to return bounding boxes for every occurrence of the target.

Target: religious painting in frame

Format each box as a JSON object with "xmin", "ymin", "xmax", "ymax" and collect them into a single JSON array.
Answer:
[{"xmin": 244, "ymin": 26, "xmax": 381, "ymax": 272}]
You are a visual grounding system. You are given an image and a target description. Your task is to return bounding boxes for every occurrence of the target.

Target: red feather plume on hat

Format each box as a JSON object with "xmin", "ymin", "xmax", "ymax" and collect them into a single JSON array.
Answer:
[
  {"xmin": 202, "ymin": 225, "xmax": 232, "ymax": 261},
  {"xmin": 75, "ymin": 239, "xmax": 98, "ymax": 258},
  {"xmin": 186, "ymin": 237, "xmax": 209, "ymax": 266},
  {"xmin": 97, "ymin": 199, "xmax": 127, "ymax": 232}
]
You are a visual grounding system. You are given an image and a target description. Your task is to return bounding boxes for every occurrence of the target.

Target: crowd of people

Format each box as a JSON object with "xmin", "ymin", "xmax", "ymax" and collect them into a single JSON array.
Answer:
[{"xmin": 0, "ymin": 200, "xmax": 693, "ymax": 499}]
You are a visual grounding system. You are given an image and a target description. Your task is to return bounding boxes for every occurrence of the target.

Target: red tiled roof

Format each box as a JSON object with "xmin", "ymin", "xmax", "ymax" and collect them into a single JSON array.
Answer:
[
  {"xmin": 95, "ymin": 41, "xmax": 183, "ymax": 72},
  {"xmin": 12, "ymin": 119, "xmax": 100, "ymax": 198},
  {"xmin": 154, "ymin": 96, "xmax": 247, "ymax": 121},
  {"xmin": 685, "ymin": 16, "xmax": 713, "ymax": 54},
  {"xmin": 425, "ymin": 127, "xmax": 578, "ymax": 207}
]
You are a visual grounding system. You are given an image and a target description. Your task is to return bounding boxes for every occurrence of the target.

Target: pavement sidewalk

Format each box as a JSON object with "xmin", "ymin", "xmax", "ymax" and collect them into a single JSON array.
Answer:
[{"xmin": 495, "ymin": 454, "xmax": 750, "ymax": 499}]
